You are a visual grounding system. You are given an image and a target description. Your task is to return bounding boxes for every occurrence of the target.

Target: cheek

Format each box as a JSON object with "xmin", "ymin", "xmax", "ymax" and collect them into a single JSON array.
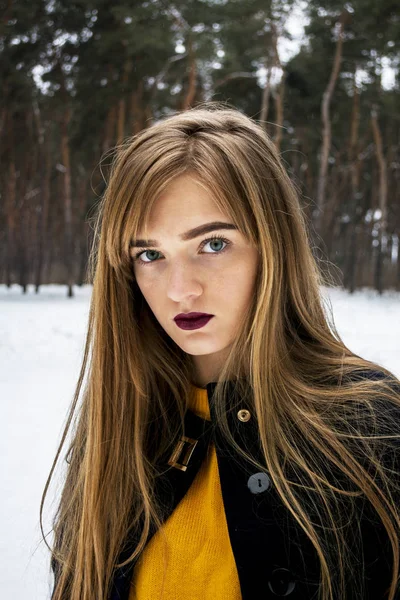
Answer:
[
  {"xmin": 223, "ymin": 263, "xmax": 258, "ymax": 308},
  {"xmin": 138, "ymin": 282, "xmax": 157, "ymax": 308},
  {"xmin": 134, "ymin": 275, "xmax": 155, "ymax": 308},
  {"xmin": 134, "ymin": 269, "xmax": 155, "ymax": 290},
  {"xmin": 137, "ymin": 287, "xmax": 163, "ymax": 321}
]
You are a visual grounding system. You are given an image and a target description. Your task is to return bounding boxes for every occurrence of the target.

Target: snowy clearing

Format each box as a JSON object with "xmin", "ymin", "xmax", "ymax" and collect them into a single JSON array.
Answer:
[{"xmin": 0, "ymin": 284, "xmax": 399, "ymax": 599}]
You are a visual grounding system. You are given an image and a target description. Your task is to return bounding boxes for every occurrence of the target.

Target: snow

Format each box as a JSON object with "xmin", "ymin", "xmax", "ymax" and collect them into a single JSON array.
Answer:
[{"xmin": 0, "ymin": 283, "xmax": 399, "ymax": 599}]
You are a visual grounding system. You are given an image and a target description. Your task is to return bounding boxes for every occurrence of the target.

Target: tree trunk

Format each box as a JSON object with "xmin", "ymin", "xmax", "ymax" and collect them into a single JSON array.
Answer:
[
  {"xmin": 315, "ymin": 10, "xmax": 347, "ymax": 232},
  {"xmin": 117, "ymin": 58, "xmax": 133, "ymax": 144},
  {"xmin": 274, "ymin": 72, "xmax": 285, "ymax": 153},
  {"xmin": 397, "ymin": 240, "xmax": 400, "ymax": 291},
  {"xmin": 17, "ymin": 108, "xmax": 37, "ymax": 292},
  {"xmin": 271, "ymin": 22, "xmax": 285, "ymax": 152},
  {"xmin": 344, "ymin": 72, "xmax": 361, "ymax": 293},
  {"xmin": 371, "ymin": 104, "xmax": 388, "ymax": 295},
  {"xmin": 324, "ymin": 153, "xmax": 341, "ymax": 261},
  {"xmin": 61, "ymin": 105, "xmax": 74, "ymax": 297},
  {"xmin": 33, "ymin": 101, "xmax": 51, "ymax": 291},
  {"xmin": 259, "ymin": 26, "xmax": 273, "ymax": 131},
  {"xmin": 5, "ymin": 111, "xmax": 16, "ymax": 287},
  {"xmin": 260, "ymin": 65, "xmax": 272, "ymax": 130},
  {"xmin": 182, "ymin": 34, "xmax": 197, "ymax": 110},
  {"xmin": 76, "ymin": 175, "xmax": 89, "ymax": 286},
  {"xmin": 130, "ymin": 80, "xmax": 145, "ymax": 134},
  {"xmin": 103, "ymin": 104, "xmax": 117, "ymax": 155}
]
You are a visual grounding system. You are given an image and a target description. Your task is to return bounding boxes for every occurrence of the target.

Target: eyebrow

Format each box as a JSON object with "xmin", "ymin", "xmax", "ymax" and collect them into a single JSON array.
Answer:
[{"xmin": 130, "ymin": 221, "xmax": 239, "ymax": 248}]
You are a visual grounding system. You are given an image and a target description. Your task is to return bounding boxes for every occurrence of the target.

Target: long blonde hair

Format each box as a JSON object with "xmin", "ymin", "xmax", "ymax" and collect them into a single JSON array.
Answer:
[{"xmin": 41, "ymin": 101, "xmax": 400, "ymax": 600}]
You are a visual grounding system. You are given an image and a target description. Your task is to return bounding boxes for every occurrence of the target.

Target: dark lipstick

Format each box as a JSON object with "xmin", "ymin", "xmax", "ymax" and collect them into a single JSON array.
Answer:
[{"xmin": 174, "ymin": 312, "xmax": 214, "ymax": 331}]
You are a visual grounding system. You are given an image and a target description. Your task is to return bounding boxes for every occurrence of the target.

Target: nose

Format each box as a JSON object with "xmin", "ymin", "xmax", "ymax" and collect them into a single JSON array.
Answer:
[{"xmin": 166, "ymin": 264, "xmax": 204, "ymax": 303}]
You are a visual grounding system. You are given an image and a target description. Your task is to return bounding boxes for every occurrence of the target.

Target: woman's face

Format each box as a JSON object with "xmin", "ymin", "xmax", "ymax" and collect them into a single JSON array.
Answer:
[{"xmin": 131, "ymin": 174, "xmax": 259, "ymax": 387}]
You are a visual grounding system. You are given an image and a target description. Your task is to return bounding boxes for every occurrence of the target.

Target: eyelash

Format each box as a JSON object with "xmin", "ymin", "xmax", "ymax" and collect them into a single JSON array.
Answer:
[{"xmin": 133, "ymin": 235, "xmax": 232, "ymax": 267}]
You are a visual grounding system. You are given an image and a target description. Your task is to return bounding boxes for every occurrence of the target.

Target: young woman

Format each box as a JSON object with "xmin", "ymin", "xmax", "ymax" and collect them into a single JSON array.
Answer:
[{"xmin": 41, "ymin": 102, "xmax": 400, "ymax": 600}]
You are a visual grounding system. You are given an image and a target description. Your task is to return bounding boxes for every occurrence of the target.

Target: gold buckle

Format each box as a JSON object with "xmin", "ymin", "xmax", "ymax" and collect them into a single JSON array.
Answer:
[{"xmin": 167, "ymin": 435, "xmax": 198, "ymax": 471}]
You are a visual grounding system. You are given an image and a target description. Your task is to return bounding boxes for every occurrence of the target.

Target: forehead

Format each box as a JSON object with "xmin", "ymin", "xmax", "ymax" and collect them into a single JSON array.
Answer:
[
  {"xmin": 134, "ymin": 174, "xmax": 231, "ymax": 234},
  {"xmin": 152, "ymin": 174, "xmax": 222, "ymax": 213}
]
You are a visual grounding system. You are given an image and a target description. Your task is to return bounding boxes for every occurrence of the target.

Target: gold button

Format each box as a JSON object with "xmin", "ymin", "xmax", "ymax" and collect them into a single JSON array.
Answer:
[{"xmin": 237, "ymin": 409, "xmax": 251, "ymax": 422}]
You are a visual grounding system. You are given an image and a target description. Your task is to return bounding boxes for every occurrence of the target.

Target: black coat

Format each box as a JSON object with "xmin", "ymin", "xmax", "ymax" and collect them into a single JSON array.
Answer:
[{"xmin": 107, "ymin": 371, "xmax": 400, "ymax": 600}]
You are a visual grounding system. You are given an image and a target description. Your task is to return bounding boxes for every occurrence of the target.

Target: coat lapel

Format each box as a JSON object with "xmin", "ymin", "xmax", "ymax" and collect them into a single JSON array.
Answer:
[
  {"xmin": 109, "ymin": 406, "xmax": 214, "ymax": 600},
  {"xmin": 206, "ymin": 381, "xmax": 322, "ymax": 598}
]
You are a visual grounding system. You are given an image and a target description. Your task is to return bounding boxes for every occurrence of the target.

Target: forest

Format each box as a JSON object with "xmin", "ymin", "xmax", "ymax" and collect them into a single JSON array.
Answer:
[{"xmin": 1, "ymin": 0, "xmax": 399, "ymax": 296}]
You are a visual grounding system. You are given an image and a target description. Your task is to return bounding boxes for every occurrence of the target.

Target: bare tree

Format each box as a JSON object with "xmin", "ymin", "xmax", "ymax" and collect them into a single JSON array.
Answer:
[
  {"xmin": 315, "ymin": 9, "xmax": 348, "ymax": 233},
  {"xmin": 371, "ymin": 104, "xmax": 388, "ymax": 294}
]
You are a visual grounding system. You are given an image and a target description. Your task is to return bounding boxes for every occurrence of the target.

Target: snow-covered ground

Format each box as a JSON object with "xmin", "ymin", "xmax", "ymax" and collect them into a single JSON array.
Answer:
[{"xmin": 1, "ymin": 283, "xmax": 399, "ymax": 599}]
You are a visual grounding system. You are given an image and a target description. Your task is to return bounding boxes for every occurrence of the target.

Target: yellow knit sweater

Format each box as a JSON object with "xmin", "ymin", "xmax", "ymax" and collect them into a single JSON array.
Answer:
[{"xmin": 129, "ymin": 385, "xmax": 242, "ymax": 599}]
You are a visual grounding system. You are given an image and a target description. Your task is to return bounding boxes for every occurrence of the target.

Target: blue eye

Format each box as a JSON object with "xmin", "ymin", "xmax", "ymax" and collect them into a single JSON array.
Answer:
[{"xmin": 133, "ymin": 235, "xmax": 231, "ymax": 267}]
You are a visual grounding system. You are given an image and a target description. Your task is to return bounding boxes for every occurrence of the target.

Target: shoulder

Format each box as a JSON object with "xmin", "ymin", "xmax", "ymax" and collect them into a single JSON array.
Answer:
[
  {"xmin": 340, "ymin": 368, "xmax": 400, "ymax": 459},
  {"xmin": 330, "ymin": 369, "xmax": 400, "ymax": 528},
  {"xmin": 306, "ymin": 368, "xmax": 400, "ymax": 500},
  {"xmin": 343, "ymin": 367, "xmax": 400, "ymax": 390},
  {"xmin": 345, "ymin": 370, "xmax": 400, "ymax": 595},
  {"xmin": 341, "ymin": 368, "xmax": 400, "ymax": 426}
]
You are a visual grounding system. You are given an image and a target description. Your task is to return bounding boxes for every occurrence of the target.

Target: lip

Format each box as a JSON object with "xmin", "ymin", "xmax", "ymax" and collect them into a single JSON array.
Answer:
[
  {"xmin": 174, "ymin": 312, "xmax": 213, "ymax": 321},
  {"xmin": 174, "ymin": 314, "xmax": 214, "ymax": 331}
]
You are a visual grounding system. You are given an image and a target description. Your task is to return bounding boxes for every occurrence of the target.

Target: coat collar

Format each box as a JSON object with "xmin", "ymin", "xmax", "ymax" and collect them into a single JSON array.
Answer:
[{"xmin": 109, "ymin": 378, "xmax": 257, "ymax": 600}]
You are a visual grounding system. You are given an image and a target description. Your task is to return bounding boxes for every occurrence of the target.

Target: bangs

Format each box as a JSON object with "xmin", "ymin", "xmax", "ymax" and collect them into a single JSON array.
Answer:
[{"xmin": 103, "ymin": 123, "xmax": 264, "ymax": 277}]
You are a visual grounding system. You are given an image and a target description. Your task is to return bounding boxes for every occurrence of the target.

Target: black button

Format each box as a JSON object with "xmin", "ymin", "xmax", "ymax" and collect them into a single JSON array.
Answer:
[
  {"xmin": 268, "ymin": 568, "xmax": 296, "ymax": 596},
  {"xmin": 247, "ymin": 472, "xmax": 271, "ymax": 494}
]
